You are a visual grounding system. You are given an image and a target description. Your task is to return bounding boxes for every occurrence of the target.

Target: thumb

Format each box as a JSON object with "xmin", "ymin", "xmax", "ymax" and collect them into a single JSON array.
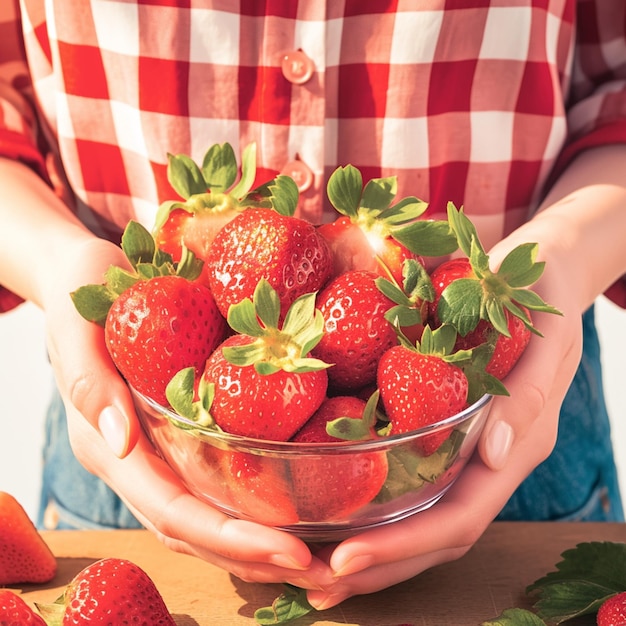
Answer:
[
  {"xmin": 47, "ymin": 303, "xmax": 141, "ymax": 459},
  {"xmin": 478, "ymin": 309, "xmax": 582, "ymax": 471}
]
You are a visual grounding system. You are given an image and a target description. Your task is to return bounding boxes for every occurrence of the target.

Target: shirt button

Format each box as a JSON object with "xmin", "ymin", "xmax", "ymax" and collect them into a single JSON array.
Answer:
[
  {"xmin": 281, "ymin": 159, "xmax": 314, "ymax": 192},
  {"xmin": 282, "ymin": 50, "xmax": 315, "ymax": 85}
]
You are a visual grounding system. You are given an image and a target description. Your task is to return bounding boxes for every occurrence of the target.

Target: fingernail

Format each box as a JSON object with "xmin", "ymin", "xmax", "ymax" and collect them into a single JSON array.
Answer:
[
  {"xmin": 288, "ymin": 577, "xmax": 326, "ymax": 591},
  {"xmin": 98, "ymin": 406, "xmax": 129, "ymax": 458},
  {"xmin": 269, "ymin": 553, "xmax": 308, "ymax": 570},
  {"xmin": 333, "ymin": 554, "xmax": 374, "ymax": 577},
  {"xmin": 308, "ymin": 591, "xmax": 347, "ymax": 611},
  {"xmin": 485, "ymin": 420, "xmax": 514, "ymax": 470}
]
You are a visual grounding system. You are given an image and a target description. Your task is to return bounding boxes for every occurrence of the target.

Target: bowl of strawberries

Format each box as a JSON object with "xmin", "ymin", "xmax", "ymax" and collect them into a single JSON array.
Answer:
[
  {"xmin": 72, "ymin": 143, "xmax": 559, "ymax": 541},
  {"xmin": 132, "ymin": 384, "xmax": 493, "ymax": 541}
]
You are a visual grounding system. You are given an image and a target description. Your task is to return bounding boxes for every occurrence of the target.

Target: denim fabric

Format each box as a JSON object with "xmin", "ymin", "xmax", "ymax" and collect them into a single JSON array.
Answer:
[
  {"xmin": 498, "ymin": 305, "xmax": 624, "ymax": 522},
  {"xmin": 38, "ymin": 306, "xmax": 623, "ymax": 529},
  {"xmin": 37, "ymin": 390, "xmax": 142, "ymax": 530}
]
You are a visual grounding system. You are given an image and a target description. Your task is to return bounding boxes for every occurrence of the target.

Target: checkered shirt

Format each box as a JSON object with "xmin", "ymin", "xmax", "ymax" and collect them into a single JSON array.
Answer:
[{"xmin": 1, "ymin": 0, "xmax": 626, "ymax": 310}]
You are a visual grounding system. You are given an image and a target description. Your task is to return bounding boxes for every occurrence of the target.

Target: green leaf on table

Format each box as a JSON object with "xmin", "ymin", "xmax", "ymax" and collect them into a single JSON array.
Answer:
[
  {"xmin": 481, "ymin": 608, "xmax": 547, "ymax": 625},
  {"xmin": 527, "ymin": 541, "xmax": 626, "ymax": 623},
  {"xmin": 255, "ymin": 585, "xmax": 314, "ymax": 625}
]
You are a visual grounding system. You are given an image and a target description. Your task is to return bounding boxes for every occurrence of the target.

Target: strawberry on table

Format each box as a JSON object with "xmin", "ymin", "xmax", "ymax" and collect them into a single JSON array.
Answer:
[
  {"xmin": 0, "ymin": 590, "xmax": 46, "ymax": 625},
  {"xmin": 0, "ymin": 492, "xmax": 57, "ymax": 585},
  {"xmin": 597, "ymin": 592, "xmax": 626, "ymax": 626},
  {"xmin": 36, "ymin": 557, "xmax": 175, "ymax": 625},
  {"xmin": 206, "ymin": 206, "xmax": 333, "ymax": 320},
  {"xmin": 71, "ymin": 221, "xmax": 227, "ymax": 406},
  {"xmin": 312, "ymin": 270, "xmax": 398, "ymax": 391}
]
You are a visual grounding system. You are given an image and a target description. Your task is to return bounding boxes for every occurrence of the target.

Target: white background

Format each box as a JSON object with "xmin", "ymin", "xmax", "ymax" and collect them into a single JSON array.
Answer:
[{"xmin": 1, "ymin": 297, "xmax": 625, "ymax": 523}]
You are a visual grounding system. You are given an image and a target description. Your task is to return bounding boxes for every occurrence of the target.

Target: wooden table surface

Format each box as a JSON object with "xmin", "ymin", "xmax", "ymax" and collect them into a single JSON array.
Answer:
[{"xmin": 11, "ymin": 522, "xmax": 626, "ymax": 625}]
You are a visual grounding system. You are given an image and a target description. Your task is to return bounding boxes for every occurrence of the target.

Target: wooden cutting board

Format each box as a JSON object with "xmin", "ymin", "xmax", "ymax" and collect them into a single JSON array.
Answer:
[{"xmin": 12, "ymin": 522, "xmax": 626, "ymax": 625}]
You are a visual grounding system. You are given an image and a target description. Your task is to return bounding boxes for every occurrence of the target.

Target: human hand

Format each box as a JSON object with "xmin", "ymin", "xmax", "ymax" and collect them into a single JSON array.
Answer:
[
  {"xmin": 41, "ymin": 236, "xmax": 335, "ymax": 590},
  {"xmin": 305, "ymin": 230, "xmax": 583, "ymax": 609}
]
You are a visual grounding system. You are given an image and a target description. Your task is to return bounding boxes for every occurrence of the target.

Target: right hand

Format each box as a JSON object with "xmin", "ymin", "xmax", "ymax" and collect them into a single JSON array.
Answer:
[{"xmin": 41, "ymin": 235, "xmax": 335, "ymax": 589}]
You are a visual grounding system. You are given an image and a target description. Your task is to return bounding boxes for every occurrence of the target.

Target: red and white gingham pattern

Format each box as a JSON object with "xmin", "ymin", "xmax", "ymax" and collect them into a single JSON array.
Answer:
[{"xmin": 1, "ymin": 0, "xmax": 626, "ymax": 311}]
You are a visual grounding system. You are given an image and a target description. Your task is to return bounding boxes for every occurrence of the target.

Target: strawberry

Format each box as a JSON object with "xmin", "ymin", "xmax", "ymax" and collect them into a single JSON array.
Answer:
[
  {"xmin": 215, "ymin": 450, "xmax": 300, "ymax": 526},
  {"xmin": 71, "ymin": 221, "xmax": 227, "ymax": 406},
  {"xmin": 597, "ymin": 591, "xmax": 626, "ymax": 626},
  {"xmin": 376, "ymin": 257, "xmax": 435, "ymax": 345},
  {"xmin": 0, "ymin": 492, "xmax": 56, "ymax": 585},
  {"xmin": 291, "ymin": 395, "xmax": 373, "ymax": 443},
  {"xmin": 377, "ymin": 325, "xmax": 472, "ymax": 455},
  {"xmin": 153, "ymin": 142, "xmax": 299, "ymax": 284},
  {"xmin": 318, "ymin": 164, "xmax": 458, "ymax": 282},
  {"xmin": 104, "ymin": 275, "xmax": 225, "ymax": 405},
  {"xmin": 166, "ymin": 279, "xmax": 330, "ymax": 442},
  {"xmin": 429, "ymin": 257, "xmax": 531, "ymax": 379},
  {"xmin": 0, "ymin": 590, "xmax": 46, "ymax": 625},
  {"xmin": 206, "ymin": 207, "xmax": 333, "ymax": 320},
  {"xmin": 312, "ymin": 270, "xmax": 398, "ymax": 391},
  {"xmin": 36, "ymin": 558, "xmax": 175, "ymax": 625},
  {"xmin": 290, "ymin": 393, "xmax": 388, "ymax": 521},
  {"xmin": 426, "ymin": 203, "xmax": 561, "ymax": 380}
]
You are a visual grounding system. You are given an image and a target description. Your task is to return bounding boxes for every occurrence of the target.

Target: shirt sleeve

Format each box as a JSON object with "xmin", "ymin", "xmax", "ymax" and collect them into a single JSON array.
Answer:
[
  {"xmin": 0, "ymin": 2, "xmax": 49, "ymax": 312},
  {"xmin": 551, "ymin": 0, "xmax": 626, "ymax": 307}
]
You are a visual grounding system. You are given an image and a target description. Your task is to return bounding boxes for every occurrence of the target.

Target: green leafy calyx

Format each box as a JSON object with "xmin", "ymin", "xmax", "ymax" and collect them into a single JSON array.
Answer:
[
  {"xmin": 326, "ymin": 165, "xmax": 458, "ymax": 257},
  {"xmin": 154, "ymin": 143, "xmax": 299, "ymax": 231},
  {"xmin": 439, "ymin": 203, "xmax": 562, "ymax": 338},
  {"xmin": 223, "ymin": 279, "xmax": 331, "ymax": 375},
  {"xmin": 376, "ymin": 258, "xmax": 434, "ymax": 329},
  {"xmin": 70, "ymin": 221, "xmax": 202, "ymax": 326}
]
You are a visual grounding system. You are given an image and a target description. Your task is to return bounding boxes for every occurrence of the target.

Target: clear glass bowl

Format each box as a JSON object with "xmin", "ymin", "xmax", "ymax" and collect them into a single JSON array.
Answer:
[{"xmin": 133, "ymin": 389, "xmax": 493, "ymax": 542}]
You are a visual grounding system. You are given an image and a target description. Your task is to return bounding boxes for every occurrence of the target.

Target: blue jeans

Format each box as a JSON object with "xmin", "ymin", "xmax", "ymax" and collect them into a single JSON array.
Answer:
[
  {"xmin": 38, "ymin": 306, "xmax": 623, "ymax": 529},
  {"xmin": 498, "ymin": 305, "xmax": 624, "ymax": 521}
]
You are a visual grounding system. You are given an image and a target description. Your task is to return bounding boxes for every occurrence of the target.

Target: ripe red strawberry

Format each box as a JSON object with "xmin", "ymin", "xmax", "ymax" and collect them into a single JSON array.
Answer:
[
  {"xmin": 377, "ymin": 326, "xmax": 471, "ymax": 455},
  {"xmin": 201, "ymin": 332, "xmax": 328, "ymax": 440},
  {"xmin": 0, "ymin": 492, "xmax": 57, "ymax": 585},
  {"xmin": 597, "ymin": 591, "xmax": 626, "ymax": 626},
  {"xmin": 318, "ymin": 164, "xmax": 458, "ymax": 282},
  {"xmin": 312, "ymin": 270, "xmax": 398, "ymax": 391},
  {"xmin": 36, "ymin": 558, "xmax": 175, "ymax": 625},
  {"xmin": 318, "ymin": 215, "xmax": 427, "ymax": 286},
  {"xmin": 291, "ymin": 395, "xmax": 373, "ymax": 443},
  {"xmin": 71, "ymin": 221, "xmax": 227, "ymax": 406},
  {"xmin": 104, "ymin": 274, "xmax": 226, "ymax": 405},
  {"xmin": 429, "ymin": 257, "xmax": 531, "ymax": 380},
  {"xmin": 290, "ymin": 394, "xmax": 388, "ymax": 521},
  {"xmin": 154, "ymin": 142, "xmax": 298, "ymax": 282},
  {"xmin": 156, "ymin": 207, "xmax": 238, "ymax": 286},
  {"xmin": 206, "ymin": 207, "xmax": 333, "ymax": 320},
  {"xmin": 0, "ymin": 590, "xmax": 46, "ymax": 625},
  {"xmin": 427, "ymin": 204, "xmax": 561, "ymax": 380},
  {"xmin": 217, "ymin": 450, "xmax": 300, "ymax": 526},
  {"xmin": 166, "ymin": 279, "xmax": 330, "ymax": 442}
]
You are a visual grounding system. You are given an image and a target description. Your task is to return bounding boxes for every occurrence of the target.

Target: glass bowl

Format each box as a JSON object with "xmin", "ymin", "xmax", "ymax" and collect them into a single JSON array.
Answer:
[{"xmin": 133, "ymin": 389, "xmax": 493, "ymax": 542}]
